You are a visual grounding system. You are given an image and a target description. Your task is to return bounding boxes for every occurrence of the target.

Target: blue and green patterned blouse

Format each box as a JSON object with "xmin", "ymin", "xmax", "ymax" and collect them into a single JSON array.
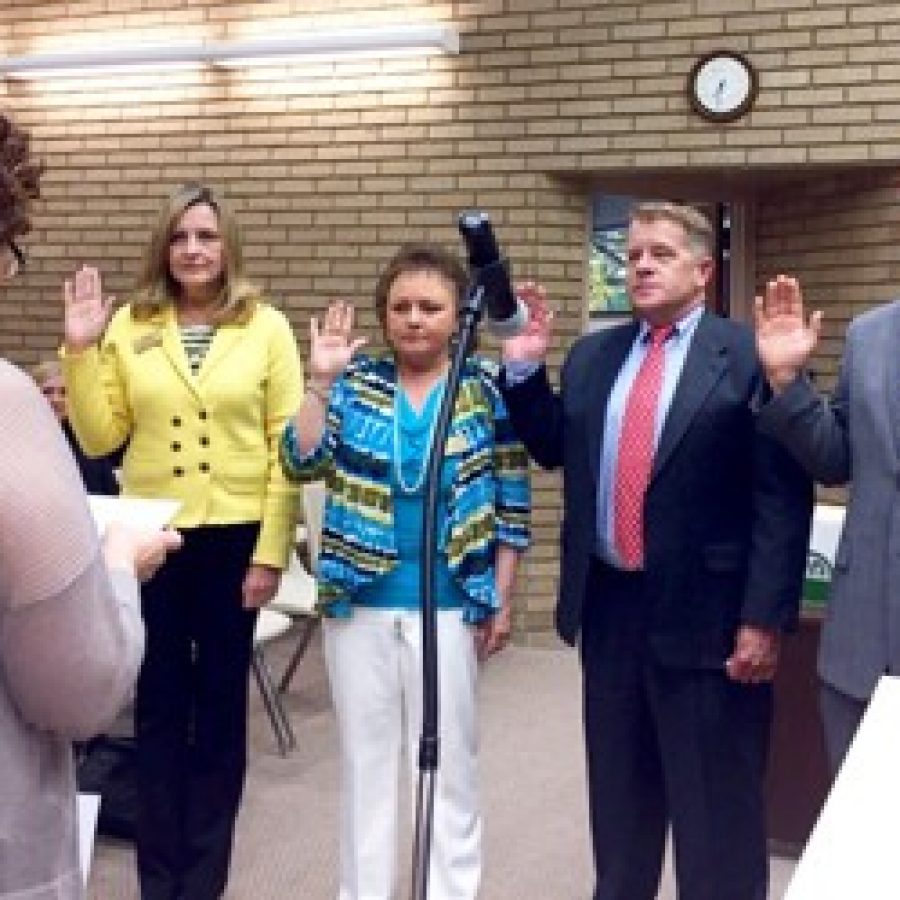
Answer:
[{"xmin": 280, "ymin": 353, "xmax": 531, "ymax": 623}]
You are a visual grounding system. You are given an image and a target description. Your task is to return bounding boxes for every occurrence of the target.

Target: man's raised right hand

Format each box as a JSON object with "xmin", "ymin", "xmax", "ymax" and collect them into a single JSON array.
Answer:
[{"xmin": 753, "ymin": 274, "xmax": 823, "ymax": 393}]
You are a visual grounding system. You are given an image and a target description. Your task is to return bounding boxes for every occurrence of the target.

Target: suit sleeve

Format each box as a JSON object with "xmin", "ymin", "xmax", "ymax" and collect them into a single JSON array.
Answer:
[
  {"xmin": 757, "ymin": 342, "xmax": 851, "ymax": 487},
  {"xmin": 500, "ymin": 362, "xmax": 565, "ymax": 470},
  {"xmin": 743, "ymin": 379, "xmax": 814, "ymax": 631}
]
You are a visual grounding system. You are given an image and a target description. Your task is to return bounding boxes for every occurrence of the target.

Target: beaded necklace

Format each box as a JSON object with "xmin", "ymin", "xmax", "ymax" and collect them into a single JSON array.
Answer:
[{"xmin": 393, "ymin": 378, "xmax": 446, "ymax": 495}]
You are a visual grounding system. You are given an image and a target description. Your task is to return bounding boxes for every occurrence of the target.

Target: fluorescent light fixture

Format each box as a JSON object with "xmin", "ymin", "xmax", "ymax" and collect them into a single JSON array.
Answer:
[
  {"xmin": 210, "ymin": 24, "xmax": 459, "ymax": 68},
  {"xmin": 0, "ymin": 41, "xmax": 208, "ymax": 79},
  {"xmin": 0, "ymin": 24, "xmax": 460, "ymax": 79}
]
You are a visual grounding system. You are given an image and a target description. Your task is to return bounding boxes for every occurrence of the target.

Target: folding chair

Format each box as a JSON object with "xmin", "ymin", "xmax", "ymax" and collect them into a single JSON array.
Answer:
[
  {"xmin": 274, "ymin": 481, "xmax": 326, "ymax": 694},
  {"xmin": 251, "ymin": 609, "xmax": 296, "ymax": 756},
  {"xmin": 250, "ymin": 482, "xmax": 326, "ymax": 754}
]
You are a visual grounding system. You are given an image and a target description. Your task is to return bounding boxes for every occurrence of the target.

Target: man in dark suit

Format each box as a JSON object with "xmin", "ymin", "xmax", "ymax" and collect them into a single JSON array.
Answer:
[{"xmin": 501, "ymin": 202, "xmax": 812, "ymax": 900}]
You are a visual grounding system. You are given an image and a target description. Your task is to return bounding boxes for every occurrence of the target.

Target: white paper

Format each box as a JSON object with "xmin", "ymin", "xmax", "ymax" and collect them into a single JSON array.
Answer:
[
  {"xmin": 809, "ymin": 503, "xmax": 846, "ymax": 566},
  {"xmin": 76, "ymin": 792, "xmax": 101, "ymax": 885},
  {"xmin": 88, "ymin": 495, "xmax": 180, "ymax": 534},
  {"xmin": 786, "ymin": 676, "xmax": 900, "ymax": 899}
]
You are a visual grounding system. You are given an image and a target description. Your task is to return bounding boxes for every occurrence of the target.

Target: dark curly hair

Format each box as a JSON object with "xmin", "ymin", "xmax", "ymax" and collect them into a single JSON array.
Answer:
[{"xmin": 0, "ymin": 113, "xmax": 43, "ymax": 248}]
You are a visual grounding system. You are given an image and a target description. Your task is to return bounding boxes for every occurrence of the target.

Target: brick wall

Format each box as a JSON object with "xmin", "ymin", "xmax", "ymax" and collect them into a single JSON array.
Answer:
[
  {"xmin": 2, "ymin": 0, "xmax": 899, "ymax": 641},
  {"xmin": 757, "ymin": 169, "xmax": 900, "ymax": 389},
  {"xmin": 756, "ymin": 168, "xmax": 900, "ymax": 506}
]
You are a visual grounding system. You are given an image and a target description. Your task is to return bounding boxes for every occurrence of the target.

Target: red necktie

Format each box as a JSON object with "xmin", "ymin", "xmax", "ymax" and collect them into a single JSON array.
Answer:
[{"xmin": 614, "ymin": 325, "xmax": 672, "ymax": 569}]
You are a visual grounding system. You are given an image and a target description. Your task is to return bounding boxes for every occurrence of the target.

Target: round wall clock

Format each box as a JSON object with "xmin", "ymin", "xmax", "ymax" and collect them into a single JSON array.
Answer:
[{"xmin": 687, "ymin": 50, "xmax": 758, "ymax": 123}]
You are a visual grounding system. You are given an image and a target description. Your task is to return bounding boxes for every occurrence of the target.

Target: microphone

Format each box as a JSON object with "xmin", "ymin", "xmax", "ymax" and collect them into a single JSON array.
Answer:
[{"xmin": 457, "ymin": 211, "xmax": 528, "ymax": 338}]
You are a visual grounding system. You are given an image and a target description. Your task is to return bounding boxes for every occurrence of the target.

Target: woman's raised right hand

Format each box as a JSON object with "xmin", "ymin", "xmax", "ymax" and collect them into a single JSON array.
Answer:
[
  {"xmin": 63, "ymin": 265, "xmax": 114, "ymax": 352},
  {"xmin": 309, "ymin": 301, "xmax": 368, "ymax": 386}
]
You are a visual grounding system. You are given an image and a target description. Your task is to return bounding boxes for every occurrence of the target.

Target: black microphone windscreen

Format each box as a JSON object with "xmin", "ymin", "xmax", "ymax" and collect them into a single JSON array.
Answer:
[{"xmin": 458, "ymin": 212, "xmax": 500, "ymax": 269}]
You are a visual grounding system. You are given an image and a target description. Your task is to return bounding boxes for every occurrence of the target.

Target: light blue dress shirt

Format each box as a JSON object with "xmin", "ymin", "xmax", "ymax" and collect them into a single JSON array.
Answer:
[{"xmin": 596, "ymin": 304, "xmax": 704, "ymax": 566}]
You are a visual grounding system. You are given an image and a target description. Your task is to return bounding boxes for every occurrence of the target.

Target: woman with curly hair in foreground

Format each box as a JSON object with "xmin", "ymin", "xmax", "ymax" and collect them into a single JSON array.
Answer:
[{"xmin": 0, "ymin": 112, "xmax": 181, "ymax": 900}]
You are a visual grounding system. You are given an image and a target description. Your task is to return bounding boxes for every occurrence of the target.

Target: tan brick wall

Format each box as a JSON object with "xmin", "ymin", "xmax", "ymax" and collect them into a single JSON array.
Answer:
[
  {"xmin": 757, "ymin": 170, "xmax": 900, "ymax": 390},
  {"xmin": 755, "ymin": 168, "xmax": 900, "ymax": 506},
  {"xmin": 2, "ymin": 0, "xmax": 900, "ymax": 642}
]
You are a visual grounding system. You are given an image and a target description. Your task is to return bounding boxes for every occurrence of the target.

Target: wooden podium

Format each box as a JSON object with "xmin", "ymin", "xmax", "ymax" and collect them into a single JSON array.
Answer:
[
  {"xmin": 765, "ymin": 609, "xmax": 831, "ymax": 856},
  {"xmin": 766, "ymin": 504, "xmax": 844, "ymax": 854}
]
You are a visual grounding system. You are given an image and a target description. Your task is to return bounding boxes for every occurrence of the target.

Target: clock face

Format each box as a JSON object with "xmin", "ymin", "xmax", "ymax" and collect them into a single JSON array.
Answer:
[{"xmin": 689, "ymin": 52, "xmax": 756, "ymax": 122}]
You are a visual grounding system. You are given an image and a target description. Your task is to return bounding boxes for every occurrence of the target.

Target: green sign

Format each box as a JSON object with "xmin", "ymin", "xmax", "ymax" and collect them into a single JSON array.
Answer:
[{"xmin": 803, "ymin": 550, "xmax": 832, "ymax": 610}]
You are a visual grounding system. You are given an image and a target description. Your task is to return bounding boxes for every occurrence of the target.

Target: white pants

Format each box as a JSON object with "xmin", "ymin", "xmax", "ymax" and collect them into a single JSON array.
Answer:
[{"xmin": 324, "ymin": 607, "xmax": 481, "ymax": 900}]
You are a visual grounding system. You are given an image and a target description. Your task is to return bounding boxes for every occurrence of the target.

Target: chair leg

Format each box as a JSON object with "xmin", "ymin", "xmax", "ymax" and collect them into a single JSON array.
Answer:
[
  {"xmin": 251, "ymin": 649, "xmax": 296, "ymax": 755},
  {"xmin": 278, "ymin": 617, "xmax": 320, "ymax": 695}
]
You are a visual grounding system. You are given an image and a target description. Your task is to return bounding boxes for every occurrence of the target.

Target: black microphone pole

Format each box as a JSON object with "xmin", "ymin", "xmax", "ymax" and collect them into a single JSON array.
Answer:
[{"xmin": 410, "ymin": 273, "xmax": 487, "ymax": 900}]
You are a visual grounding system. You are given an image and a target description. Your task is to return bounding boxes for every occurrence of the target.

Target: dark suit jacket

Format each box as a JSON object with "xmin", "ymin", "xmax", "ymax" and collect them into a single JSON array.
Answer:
[{"xmin": 502, "ymin": 312, "xmax": 813, "ymax": 667}]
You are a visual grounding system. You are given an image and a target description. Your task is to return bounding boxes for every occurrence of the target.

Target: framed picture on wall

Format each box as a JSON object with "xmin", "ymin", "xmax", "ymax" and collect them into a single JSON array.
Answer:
[{"xmin": 589, "ymin": 194, "xmax": 634, "ymax": 321}]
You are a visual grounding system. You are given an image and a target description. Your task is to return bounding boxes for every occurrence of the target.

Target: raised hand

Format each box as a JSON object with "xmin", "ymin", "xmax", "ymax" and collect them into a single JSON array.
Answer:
[
  {"xmin": 500, "ymin": 281, "xmax": 552, "ymax": 364},
  {"xmin": 754, "ymin": 275, "xmax": 822, "ymax": 392},
  {"xmin": 309, "ymin": 301, "xmax": 368, "ymax": 386},
  {"xmin": 63, "ymin": 265, "xmax": 114, "ymax": 352}
]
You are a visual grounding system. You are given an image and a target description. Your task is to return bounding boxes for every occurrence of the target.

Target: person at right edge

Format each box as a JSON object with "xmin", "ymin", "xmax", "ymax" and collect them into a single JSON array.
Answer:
[
  {"xmin": 755, "ymin": 275, "xmax": 900, "ymax": 774},
  {"xmin": 499, "ymin": 202, "xmax": 812, "ymax": 900}
]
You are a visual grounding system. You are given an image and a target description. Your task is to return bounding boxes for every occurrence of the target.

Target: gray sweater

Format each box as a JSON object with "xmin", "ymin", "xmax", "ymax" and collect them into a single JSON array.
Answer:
[{"xmin": 0, "ymin": 361, "xmax": 143, "ymax": 899}]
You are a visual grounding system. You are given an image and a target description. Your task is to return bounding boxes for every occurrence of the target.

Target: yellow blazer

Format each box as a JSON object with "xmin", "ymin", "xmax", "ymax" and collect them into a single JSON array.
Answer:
[{"xmin": 61, "ymin": 301, "xmax": 303, "ymax": 568}]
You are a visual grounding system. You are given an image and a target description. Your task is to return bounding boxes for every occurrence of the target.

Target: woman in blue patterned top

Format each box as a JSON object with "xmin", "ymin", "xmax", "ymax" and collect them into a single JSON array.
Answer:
[{"xmin": 281, "ymin": 243, "xmax": 530, "ymax": 900}]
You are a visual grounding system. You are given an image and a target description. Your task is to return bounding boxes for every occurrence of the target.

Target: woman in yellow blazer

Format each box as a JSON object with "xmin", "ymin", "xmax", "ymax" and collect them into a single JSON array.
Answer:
[{"xmin": 61, "ymin": 182, "xmax": 301, "ymax": 900}]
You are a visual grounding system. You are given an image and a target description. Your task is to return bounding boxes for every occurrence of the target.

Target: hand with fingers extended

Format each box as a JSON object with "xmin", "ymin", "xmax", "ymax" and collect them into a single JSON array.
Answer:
[
  {"xmin": 500, "ymin": 281, "xmax": 553, "ymax": 365},
  {"xmin": 308, "ymin": 300, "xmax": 369, "ymax": 391},
  {"xmin": 753, "ymin": 274, "xmax": 823, "ymax": 393},
  {"xmin": 63, "ymin": 265, "xmax": 115, "ymax": 353}
]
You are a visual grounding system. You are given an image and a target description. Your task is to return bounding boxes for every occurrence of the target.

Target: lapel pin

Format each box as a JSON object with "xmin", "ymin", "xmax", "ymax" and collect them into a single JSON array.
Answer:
[{"xmin": 132, "ymin": 331, "xmax": 163, "ymax": 354}]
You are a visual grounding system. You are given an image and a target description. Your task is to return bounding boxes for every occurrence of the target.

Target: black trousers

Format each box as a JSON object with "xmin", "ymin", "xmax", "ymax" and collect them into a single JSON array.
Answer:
[
  {"xmin": 582, "ymin": 560, "xmax": 772, "ymax": 900},
  {"xmin": 135, "ymin": 523, "xmax": 259, "ymax": 900}
]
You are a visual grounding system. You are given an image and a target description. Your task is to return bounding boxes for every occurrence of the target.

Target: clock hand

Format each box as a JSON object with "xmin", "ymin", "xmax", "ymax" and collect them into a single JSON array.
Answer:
[{"xmin": 714, "ymin": 77, "xmax": 727, "ymax": 106}]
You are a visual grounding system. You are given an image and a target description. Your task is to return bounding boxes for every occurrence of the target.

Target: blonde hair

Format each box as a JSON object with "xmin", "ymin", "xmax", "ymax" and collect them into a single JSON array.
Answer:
[
  {"xmin": 130, "ymin": 182, "xmax": 261, "ymax": 323},
  {"xmin": 630, "ymin": 201, "xmax": 713, "ymax": 258},
  {"xmin": 31, "ymin": 357, "xmax": 61, "ymax": 387}
]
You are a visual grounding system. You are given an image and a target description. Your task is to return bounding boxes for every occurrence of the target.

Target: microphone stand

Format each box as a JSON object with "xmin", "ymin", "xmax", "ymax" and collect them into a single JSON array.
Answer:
[{"xmin": 410, "ymin": 280, "xmax": 486, "ymax": 900}]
